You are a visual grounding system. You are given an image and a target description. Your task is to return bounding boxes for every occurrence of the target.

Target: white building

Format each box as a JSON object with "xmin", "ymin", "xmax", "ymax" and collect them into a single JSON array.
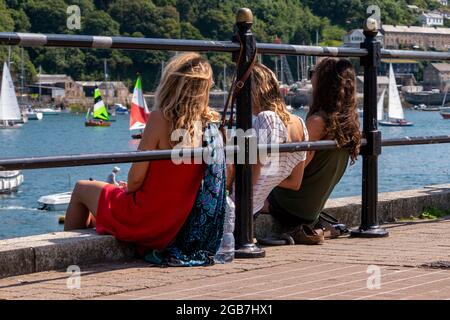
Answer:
[
  {"xmin": 419, "ymin": 12, "xmax": 444, "ymax": 26},
  {"xmin": 342, "ymin": 29, "xmax": 384, "ymax": 47},
  {"xmin": 435, "ymin": 0, "xmax": 448, "ymax": 6}
]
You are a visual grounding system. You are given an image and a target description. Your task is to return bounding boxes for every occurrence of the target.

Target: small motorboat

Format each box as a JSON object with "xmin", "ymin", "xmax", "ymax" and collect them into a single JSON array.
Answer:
[
  {"xmin": 38, "ymin": 192, "xmax": 72, "ymax": 211},
  {"xmin": 0, "ymin": 170, "xmax": 24, "ymax": 194},
  {"xmin": 34, "ymin": 107, "xmax": 61, "ymax": 115},
  {"xmin": 440, "ymin": 110, "xmax": 450, "ymax": 119},
  {"xmin": 115, "ymin": 103, "xmax": 128, "ymax": 115},
  {"xmin": 23, "ymin": 107, "xmax": 43, "ymax": 120},
  {"xmin": 379, "ymin": 119, "xmax": 414, "ymax": 127}
]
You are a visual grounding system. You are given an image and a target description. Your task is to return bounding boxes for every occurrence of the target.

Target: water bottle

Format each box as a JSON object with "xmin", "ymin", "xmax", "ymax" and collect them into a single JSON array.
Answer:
[{"xmin": 214, "ymin": 194, "xmax": 235, "ymax": 263}]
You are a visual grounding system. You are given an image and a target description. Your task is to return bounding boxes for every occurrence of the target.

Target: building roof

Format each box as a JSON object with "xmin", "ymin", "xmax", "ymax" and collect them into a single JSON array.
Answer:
[
  {"xmin": 37, "ymin": 74, "xmax": 73, "ymax": 84},
  {"xmin": 382, "ymin": 25, "xmax": 450, "ymax": 35},
  {"xmin": 345, "ymin": 29, "xmax": 383, "ymax": 37},
  {"xmin": 420, "ymin": 12, "xmax": 444, "ymax": 19},
  {"xmin": 357, "ymin": 76, "xmax": 389, "ymax": 85},
  {"xmin": 430, "ymin": 63, "xmax": 450, "ymax": 72},
  {"xmin": 381, "ymin": 59, "xmax": 419, "ymax": 64},
  {"xmin": 76, "ymin": 81, "xmax": 127, "ymax": 88},
  {"xmin": 407, "ymin": 5, "xmax": 420, "ymax": 10}
]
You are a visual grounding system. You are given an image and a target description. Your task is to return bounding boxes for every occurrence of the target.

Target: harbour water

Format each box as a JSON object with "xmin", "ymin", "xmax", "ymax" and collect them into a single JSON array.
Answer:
[{"xmin": 0, "ymin": 109, "xmax": 449, "ymax": 239}]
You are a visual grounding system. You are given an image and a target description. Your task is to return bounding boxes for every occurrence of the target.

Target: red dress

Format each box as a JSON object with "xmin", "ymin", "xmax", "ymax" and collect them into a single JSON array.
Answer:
[{"xmin": 96, "ymin": 160, "xmax": 205, "ymax": 250}]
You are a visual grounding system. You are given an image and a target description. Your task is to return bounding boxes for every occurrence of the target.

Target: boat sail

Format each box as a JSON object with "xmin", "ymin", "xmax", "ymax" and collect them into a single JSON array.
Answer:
[
  {"xmin": 85, "ymin": 87, "xmax": 111, "ymax": 127},
  {"xmin": 378, "ymin": 64, "xmax": 413, "ymax": 127},
  {"xmin": 129, "ymin": 75, "xmax": 150, "ymax": 138},
  {"xmin": 0, "ymin": 62, "xmax": 23, "ymax": 128},
  {"xmin": 377, "ymin": 88, "xmax": 386, "ymax": 121}
]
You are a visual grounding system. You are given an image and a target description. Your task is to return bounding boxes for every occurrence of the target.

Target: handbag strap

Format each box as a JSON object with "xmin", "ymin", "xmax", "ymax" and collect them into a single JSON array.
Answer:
[{"xmin": 220, "ymin": 33, "xmax": 258, "ymax": 130}]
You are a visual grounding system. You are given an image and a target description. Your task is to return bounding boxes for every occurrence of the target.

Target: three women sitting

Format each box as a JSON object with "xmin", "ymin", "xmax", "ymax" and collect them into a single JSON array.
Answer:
[{"xmin": 64, "ymin": 54, "xmax": 360, "ymax": 262}]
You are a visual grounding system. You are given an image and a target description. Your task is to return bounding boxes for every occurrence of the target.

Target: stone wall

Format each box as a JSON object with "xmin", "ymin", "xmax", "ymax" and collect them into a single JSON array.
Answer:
[{"xmin": 0, "ymin": 184, "xmax": 449, "ymax": 279}]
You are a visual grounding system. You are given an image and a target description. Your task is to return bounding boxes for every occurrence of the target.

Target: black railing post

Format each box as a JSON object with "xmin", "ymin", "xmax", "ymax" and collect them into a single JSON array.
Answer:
[
  {"xmin": 233, "ymin": 8, "xmax": 265, "ymax": 258},
  {"xmin": 351, "ymin": 17, "xmax": 388, "ymax": 238}
]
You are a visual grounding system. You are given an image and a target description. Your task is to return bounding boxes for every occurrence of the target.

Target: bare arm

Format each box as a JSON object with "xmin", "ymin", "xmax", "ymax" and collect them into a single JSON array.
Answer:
[
  {"xmin": 304, "ymin": 115, "xmax": 327, "ymax": 168},
  {"xmin": 278, "ymin": 160, "xmax": 305, "ymax": 190},
  {"xmin": 126, "ymin": 112, "xmax": 164, "ymax": 193},
  {"xmin": 278, "ymin": 117, "xmax": 306, "ymax": 190}
]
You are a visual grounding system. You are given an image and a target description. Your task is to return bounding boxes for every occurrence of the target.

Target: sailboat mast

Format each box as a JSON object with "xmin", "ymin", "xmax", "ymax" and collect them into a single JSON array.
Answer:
[
  {"xmin": 104, "ymin": 59, "xmax": 108, "ymax": 109},
  {"xmin": 21, "ymin": 47, "xmax": 24, "ymax": 104},
  {"xmin": 7, "ymin": 46, "xmax": 11, "ymax": 69},
  {"xmin": 38, "ymin": 65, "xmax": 42, "ymax": 106}
]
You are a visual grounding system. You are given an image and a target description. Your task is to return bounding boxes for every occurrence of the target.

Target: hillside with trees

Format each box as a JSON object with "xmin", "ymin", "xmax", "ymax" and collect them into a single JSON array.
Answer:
[{"xmin": 0, "ymin": 0, "xmax": 446, "ymax": 91}]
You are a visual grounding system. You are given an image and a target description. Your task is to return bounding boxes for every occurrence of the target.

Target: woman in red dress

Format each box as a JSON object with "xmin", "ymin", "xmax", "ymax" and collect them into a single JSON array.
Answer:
[{"xmin": 64, "ymin": 52, "xmax": 219, "ymax": 251}]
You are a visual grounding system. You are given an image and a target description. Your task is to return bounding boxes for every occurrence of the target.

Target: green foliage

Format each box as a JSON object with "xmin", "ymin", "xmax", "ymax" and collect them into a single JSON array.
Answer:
[
  {"xmin": 419, "ymin": 207, "xmax": 450, "ymax": 220},
  {"xmin": 1, "ymin": 0, "xmax": 444, "ymax": 90}
]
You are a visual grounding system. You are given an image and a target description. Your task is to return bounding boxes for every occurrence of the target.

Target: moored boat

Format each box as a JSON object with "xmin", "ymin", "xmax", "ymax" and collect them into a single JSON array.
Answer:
[
  {"xmin": 129, "ymin": 75, "xmax": 150, "ymax": 139},
  {"xmin": 85, "ymin": 87, "xmax": 111, "ymax": 127},
  {"xmin": 0, "ymin": 170, "xmax": 24, "ymax": 194},
  {"xmin": 37, "ymin": 192, "xmax": 72, "ymax": 211},
  {"xmin": 0, "ymin": 62, "xmax": 25, "ymax": 129},
  {"xmin": 378, "ymin": 64, "xmax": 413, "ymax": 127},
  {"xmin": 440, "ymin": 112, "xmax": 450, "ymax": 119}
]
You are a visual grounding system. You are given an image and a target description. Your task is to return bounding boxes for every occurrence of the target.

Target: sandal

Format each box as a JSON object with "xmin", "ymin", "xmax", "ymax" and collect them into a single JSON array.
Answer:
[
  {"xmin": 257, "ymin": 232, "xmax": 295, "ymax": 246},
  {"xmin": 315, "ymin": 212, "xmax": 349, "ymax": 239},
  {"xmin": 287, "ymin": 224, "xmax": 324, "ymax": 245}
]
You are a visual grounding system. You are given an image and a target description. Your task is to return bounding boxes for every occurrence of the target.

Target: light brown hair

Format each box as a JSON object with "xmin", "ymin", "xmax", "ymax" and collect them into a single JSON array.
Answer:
[
  {"xmin": 154, "ymin": 52, "xmax": 218, "ymax": 146},
  {"xmin": 251, "ymin": 63, "xmax": 291, "ymax": 126},
  {"xmin": 308, "ymin": 57, "xmax": 361, "ymax": 164}
]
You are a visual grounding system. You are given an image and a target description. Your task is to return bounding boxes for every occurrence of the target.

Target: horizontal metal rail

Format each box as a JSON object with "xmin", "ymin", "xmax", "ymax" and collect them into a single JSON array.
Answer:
[
  {"xmin": 1, "ymin": 136, "xmax": 450, "ymax": 171},
  {"xmin": 0, "ymin": 146, "xmax": 238, "ymax": 171},
  {"xmin": 1, "ymin": 32, "xmax": 449, "ymax": 60},
  {"xmin": 381, "ymin": 135, "xmax": 450, "ymax": 147}
]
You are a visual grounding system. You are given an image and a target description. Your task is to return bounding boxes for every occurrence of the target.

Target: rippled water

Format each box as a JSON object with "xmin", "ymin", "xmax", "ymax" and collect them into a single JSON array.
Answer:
[{"xmin": 0, "ymin": 110, "xmax": 449, "ymax": 239}]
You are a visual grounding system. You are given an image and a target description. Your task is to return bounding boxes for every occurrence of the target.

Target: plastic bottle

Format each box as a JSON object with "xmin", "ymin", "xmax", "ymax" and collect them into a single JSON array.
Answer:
[{"xmin": 214, "ymin": 193, "xmax": 235, "ymax": 263}]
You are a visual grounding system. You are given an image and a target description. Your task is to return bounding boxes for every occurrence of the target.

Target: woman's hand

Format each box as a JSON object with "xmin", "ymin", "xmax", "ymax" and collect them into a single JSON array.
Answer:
[{"xmin": 118, "ymin": 181, "xmax": 128, "ymax": 189}]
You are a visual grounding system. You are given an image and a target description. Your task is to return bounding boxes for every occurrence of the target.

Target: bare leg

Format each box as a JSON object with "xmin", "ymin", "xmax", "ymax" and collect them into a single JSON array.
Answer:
[{"xmin": 64, "ymin": 180, "xmax": 108, "ymax": 231}]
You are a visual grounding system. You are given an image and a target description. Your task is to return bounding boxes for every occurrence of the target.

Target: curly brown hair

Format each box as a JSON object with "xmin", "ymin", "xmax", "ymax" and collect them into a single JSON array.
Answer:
[
  {"xmin": 308, "ymin": 58, "xmax": 361, "ymax": 164},
  {"xmin": 251, "ymin": 63, "xmax": 291, "ymax": 126}
]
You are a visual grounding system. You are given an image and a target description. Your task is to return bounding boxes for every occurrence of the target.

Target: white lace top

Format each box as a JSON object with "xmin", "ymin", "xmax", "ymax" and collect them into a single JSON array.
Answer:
[{"xmin": 252, "ymin": 111, "xmax": 309, "ymax": 214}]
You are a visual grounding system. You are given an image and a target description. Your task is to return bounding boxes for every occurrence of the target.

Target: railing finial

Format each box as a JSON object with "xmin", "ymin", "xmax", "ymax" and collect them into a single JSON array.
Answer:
[
  {"xmin": 363, "ymin": 17, "xmax": 379, "ymax": 36},
  {"xmin": 236, "ymin": 8, "xmax": 253, "ymax": 24}
]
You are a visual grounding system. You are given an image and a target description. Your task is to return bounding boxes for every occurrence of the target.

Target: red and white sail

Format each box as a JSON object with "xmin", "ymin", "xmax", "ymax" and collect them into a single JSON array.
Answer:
[{"xmin": 129, "ymin": 76, "xmax": 150, "ymax": 130}]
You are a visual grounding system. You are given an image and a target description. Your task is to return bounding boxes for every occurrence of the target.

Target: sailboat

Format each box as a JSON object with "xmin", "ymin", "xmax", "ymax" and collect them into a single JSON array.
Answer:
[
  {"xmin": 378, "ymin": 64, "xmax": 413, "ymax": 127},
  {"xmin": 129, "ymin": 75, "xmax": 150, "ymax": 139},
  {"xmin": 440, "ymin": 85, "xmax": 450, "ymax": 119},
  {"xmin": 85, "ymin": 87, "xmax": 111, "ymax": 127},
  {"xmin": 0, "ymin": 62, "xmax": 24, "ymax": 128}
]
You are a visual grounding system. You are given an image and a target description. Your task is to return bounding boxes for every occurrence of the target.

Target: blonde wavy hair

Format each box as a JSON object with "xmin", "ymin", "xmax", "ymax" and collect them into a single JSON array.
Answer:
[
  {"xmin": 251, "ymin": 63, "xmax": 291, "ymax": 126},
  {"xmin": 308, "ymin": 57, "xmax": 361, "ymax": 164},
  {"xmin": 155, "ymin": 52, "xmax": 218, "ymax": 146}
]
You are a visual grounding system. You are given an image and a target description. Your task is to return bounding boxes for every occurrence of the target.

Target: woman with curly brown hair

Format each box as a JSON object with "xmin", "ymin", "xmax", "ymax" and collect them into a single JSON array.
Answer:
[{"xmin": 266, "ymin": 57, "xmax": 361, "ymax": 244}]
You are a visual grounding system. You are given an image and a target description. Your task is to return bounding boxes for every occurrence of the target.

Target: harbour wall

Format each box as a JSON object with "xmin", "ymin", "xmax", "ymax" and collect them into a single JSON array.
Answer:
[{"xmin": 0, "ymin": 184, "xmax": 449, "ymax": 278}]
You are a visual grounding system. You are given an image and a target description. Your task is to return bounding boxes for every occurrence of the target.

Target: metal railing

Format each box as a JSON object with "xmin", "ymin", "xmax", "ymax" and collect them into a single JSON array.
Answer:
[{"xmin": 1, "ymin": 8, "xmax": 450, "ymax": 258}]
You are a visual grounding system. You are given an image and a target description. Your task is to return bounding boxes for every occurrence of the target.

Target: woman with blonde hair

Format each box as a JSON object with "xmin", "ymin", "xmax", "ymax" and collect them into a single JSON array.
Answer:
[
  {"xmin": 64, "ymin": 53, "xmax": 226, "ymax": 264},
  {"xmin": 227, "ymin": 63, "xmax": 308, "ymax": 226},
  {"xmin": 268, "ymin": 57, "xmax": 361, "ymax": 244}
]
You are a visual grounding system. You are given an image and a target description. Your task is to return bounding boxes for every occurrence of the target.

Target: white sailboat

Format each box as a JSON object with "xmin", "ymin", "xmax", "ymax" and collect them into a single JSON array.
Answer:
[
  {"xmin": 378, "ymin": 64, "xmax": 413, "ymax": 127},
  {"xmin": 0, "ymin": 62, "xmax": 23, "ymax": 128}
]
